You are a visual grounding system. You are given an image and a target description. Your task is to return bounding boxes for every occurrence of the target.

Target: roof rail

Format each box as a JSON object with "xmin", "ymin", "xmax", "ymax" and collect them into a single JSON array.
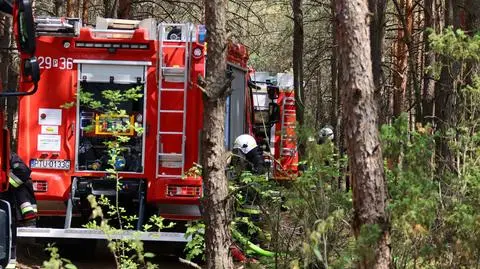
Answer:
[
  {"xmin": 95, "ymin": 17, "xmax": 157, "ymax": 40},
  {"xmin": 35, "ymin": 17, "xmax": 81, "ymax": 37}
]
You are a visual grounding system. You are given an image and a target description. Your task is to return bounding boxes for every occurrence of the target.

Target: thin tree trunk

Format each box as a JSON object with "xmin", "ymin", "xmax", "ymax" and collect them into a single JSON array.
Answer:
[
  {"xmin": 393, "ymin": 0, "xmax": 413, "ymax": 118},
  {"xmin": 104, "ymin": 0, "xmax": 118, "ymax": 18},
  {"xmin": 330, "ymin": 0, "xmax": 338, "ymax": 129},
  {"xmin": 368, "ymin": 0, "xmax": 387, "ymax": 124},
  {"xmin": 202, "ymin": 0, "xmax": 234, "ymax": 268},
  {"xmin": 82, "ymin": 0, "xmax": 89, "ymax": 24},
  {"xmin": 118, "ymin": 0, "xmax": 132, "ymax": 19},
  {"xmin": 66, "ymin": 0, "xmax": 75, "ymax": 17},
  {"xmin": 54, "ymin": 0, "xmax": 62, "ymax": 17},
  {"xmin": 335, "ymin": 0, "xmax": 391, "ymax": 268},
  {"xmin": 0, "ymin": 14, "xmax": 11, "ymax": 120},
  {"xmin": 434, "ymin": 0, "xmax": 461, "ymax": 172},
  {"xmin": 293, "ymin": 0, "xmax": 305, "ymax": 157},
  {"xmin": 422, "ymin": 0, "xmax": 435, "ymax": 122}
]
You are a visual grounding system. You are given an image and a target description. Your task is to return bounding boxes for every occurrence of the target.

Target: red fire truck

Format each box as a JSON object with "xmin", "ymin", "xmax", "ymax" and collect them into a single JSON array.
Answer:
[
  {"xmin": 0, "ymin": 0, "xmax": 41, "ymax": 266},
  {"xmin": 15, "ymin": 16, "xmax": 298, "ymax": 241}
]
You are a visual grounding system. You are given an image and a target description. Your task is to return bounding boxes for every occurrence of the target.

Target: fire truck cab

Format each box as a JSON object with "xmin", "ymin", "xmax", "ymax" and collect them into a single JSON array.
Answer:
[{"xmin": 15, "ymin": 16, "xmax": 297, "ymax": 241}]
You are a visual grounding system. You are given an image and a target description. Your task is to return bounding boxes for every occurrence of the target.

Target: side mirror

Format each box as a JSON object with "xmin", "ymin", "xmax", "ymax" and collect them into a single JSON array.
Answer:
[
  {"xmin": 16, "ymin": 0, "xmax": 35, "ymax": 55},
  {"xmin": 0, "ymin": 0, "xmax": 38, "ymax": 97},
  {"xmin": 23, "ymin": 57, "xmax": 40, "ymax": 83},
  {"xmin": 0, "ymin": 199, "xmax": 11, "ymax": 269},
  {"xmin": 0, "ymin": 57, "xmax": 39, "ymax": 97},
  {"xmin": 268, "ymin": 102, "xmax": 280, "ymax": 124},
  {"xmin": 267, "ymin": 85, "xmax": 279, "ymax": 100}
]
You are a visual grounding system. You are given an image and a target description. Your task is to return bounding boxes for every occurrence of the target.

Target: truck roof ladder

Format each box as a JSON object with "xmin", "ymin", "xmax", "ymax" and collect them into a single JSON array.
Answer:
[
  {"xmin": 279, "ymin": 95, "xmax": 297, "ymax": 158},
  {"xmin": 156, "ymin": 23, "xmax": 193, "ymax": 179},
  {"xmin": 35, "ymin": 17, "xmax": 81, "ymax": 36}
]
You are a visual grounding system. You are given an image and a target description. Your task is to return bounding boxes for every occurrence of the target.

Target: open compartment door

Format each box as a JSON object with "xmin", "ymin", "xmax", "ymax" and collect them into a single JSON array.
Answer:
[{"xmin": 75, "ymin": 61, "xmax": 148, "ymax": 172}]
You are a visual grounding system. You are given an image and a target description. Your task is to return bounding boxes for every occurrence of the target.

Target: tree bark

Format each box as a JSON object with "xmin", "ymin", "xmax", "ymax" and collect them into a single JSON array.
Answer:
[
  {"xmin": 434, "ymin": 0, "xmax": 462, "ymax": 172},
  {"xmin": 82, "ymin": 0, "xmax": 89, "ymax": 24},
  {"xmin": 368, "ymin": 0, "xmax": 386, "ymax": 106},
  {"xmin": 422, "ymin": 0, "xmax": 435, "ymax": 122},
  {"xmin": 66, "ymin": 0, "xmax": 75, "ymax": 17},
  {"xmin": 330, "ymin": 0, "xmax": 338, "ymax": 129},
  {"xmin": 293, "ymin": 0, "xmax": 305, "ymax": 157},
  {"xmin": 335, "ymin": 0, "xmax": 391, "ymax": 268},
  {"xmin": 393, "ymin": 0, "xmax": 413, "ymax": 118},
  {"xmin": 202, "ymin": 0, "xmax": 234, "ymax": 268},
  {"xmin": 368, "ymin": 0, "xmax": 386, "ymax": 89},
  {"xmin": 104, "ymin": 0, "xmax": 118, "ymax": 18},
  {"xmin": 118, "ymin": 0, "xmax": 132, "ymax": 19}
]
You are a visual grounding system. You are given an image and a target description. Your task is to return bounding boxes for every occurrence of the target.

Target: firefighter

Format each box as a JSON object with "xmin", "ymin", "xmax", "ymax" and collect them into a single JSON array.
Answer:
[
  {"xmin": 318, "ymin": 125, "xmax": 334, "ymax": 145},
  {"xmin": 9, "ymin": 153, "xmax": 37, "ymax": 227},
  {"xmin": 231, "ymin": 134, "xmax": 266, "ymax": 176}
]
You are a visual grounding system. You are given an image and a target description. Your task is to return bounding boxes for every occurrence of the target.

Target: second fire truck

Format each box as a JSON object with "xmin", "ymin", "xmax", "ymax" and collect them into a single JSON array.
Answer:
[{"xmin": 15, "ymin": 16, "xmax": 298, "ymax": 241}]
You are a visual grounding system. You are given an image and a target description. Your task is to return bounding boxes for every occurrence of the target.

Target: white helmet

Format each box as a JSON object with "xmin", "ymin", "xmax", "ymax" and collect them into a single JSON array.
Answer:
[
  {"xmin": 319, "ymin": 125, "xmax": 334, "ymax": 143},
  {"xmin": 233, "ymin": 134, "xmax": 258, "ymax": 155}
]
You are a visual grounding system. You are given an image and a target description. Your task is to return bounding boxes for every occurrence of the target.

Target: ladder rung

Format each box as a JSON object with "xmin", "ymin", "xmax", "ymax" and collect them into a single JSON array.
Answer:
[
  {"xmin": 162, "ymin": 66, "xmax": 185, "ymax": 70},
  {"xmin": 160, "ymin": 88, "xmax": 185, "ymax": 92},
  {"xmin": 159, "ymin": 132, "xmax": 183, "ymax": 135},
  {"xmin": 159, "ymin": 153, "xmax": 182, "ymax": 156},
  {"xmin": 157, "ymin": 174, "xmax": 183, "ymax": 179},
  {"xmin": 162, "ymin": 45, "xmax": 187, "ymax": 49},
  {"xmin": 159, "ymin": 110, "xmax": 184, "ymax": 113}
]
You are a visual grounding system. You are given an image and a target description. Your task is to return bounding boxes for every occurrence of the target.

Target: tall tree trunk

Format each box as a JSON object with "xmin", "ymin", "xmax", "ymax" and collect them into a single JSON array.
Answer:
[
  {"xmin": 54, "ymin": 0, "xmax": 62, "ymax": 17},
  {"xmin": 0, "ymin": 14, "xmax": 11, "ymax": 121},
  {"xmin": 434, "ymin": 0, "xmax": 462, "ymax": 172},
  {"xmin": 393, "ymin": 0, "xmax": 413, "ymax": 118},
  {"xmin": 330, "ymin": 0, "xmax": 338, "ymax": 129},
  {"xmin": 202, "ymin": 0, "xmax": 234, "ymax": 268},
  {"xmin": 368, "ymin": 0, "xmax": 387, "ymax": 123},
  {"xmin": 66, "ymin": 0, "xmax": 75, "ymax": 17},
  {"xmin": 422, "ymin": 0, "xmax": 436, "ymax": 122},
  {"xmin": 292, "ymin": 0, "xmax": 304, "ymax": 125},
  {"xmin": 368, "ymin": 0, "xmax": 386, "ymax": 91},
  {"xmin": 335, "ymin": 0, "xmax": 391, "ymax": 268},
  {"xmin": 104, "ymin": 0, "xmax": 118, "ymax": 18},
  {"xmin": 0, "ymin": 15, "xmax": 11, "ymax": 91},
  {"xmin": 118, "ymin": 0, "xmax": 132, "ymax": 19},
  {"xmin": 82, "ymin": 0, "xmax": 89, "ymax": 24},
  {"xmin": 293, "ymin": 0, "xmax": 305, "ymax": 157}
]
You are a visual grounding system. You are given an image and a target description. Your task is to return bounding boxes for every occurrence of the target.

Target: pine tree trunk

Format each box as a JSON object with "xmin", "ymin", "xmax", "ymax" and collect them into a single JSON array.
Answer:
[
  {"xmin": 118, "ymin": 0, "xmax": 131, "ymax": 19},
  {"xmin": 293, "ymin": 0, "xmax": 305, "ymax": 157},
  {"xmin": 330, "ymin": 0, "xmax": 338, "ymax": 129},
  {"xmin": 368, "ymin": 0, "xmax": 387, "ymax": 124},
  {"xmin": 202, "ymin": 0, "xmax": 234, "ymax": 268},
  {"xmin": 368, "ymin": 0, "xmax": 386, "ymax": 93},
  {"xmin": 422, "ymin": 0, "xmax": 435, "ymax": 122},
  {"xmin": 335, "ymin": 0, "xmax": 391, "ymax": 268},
  {"xmin": 66, "ymin": 0, "xmax": 75, "ymax": 17},
  {"xmin": 393, "ymin": 0, "xmax": 413, "ymax": 118},
  {"xmin": 82, "ymin": 0, "xmax": 89, "ymax": 24}
]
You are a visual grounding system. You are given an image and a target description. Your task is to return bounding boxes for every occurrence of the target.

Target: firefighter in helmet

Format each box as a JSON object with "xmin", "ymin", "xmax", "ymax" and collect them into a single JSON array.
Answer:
[
  {"xmin": 231, "ymin": 134, "xmax": 266, "ymax": 176},
  {"xmin": 318, "ymin": 125, "xmax": 334, "ymax": 144},
  {"xmin": 8, "ymin": 153, "xmax": 37, "ymax": 227}
]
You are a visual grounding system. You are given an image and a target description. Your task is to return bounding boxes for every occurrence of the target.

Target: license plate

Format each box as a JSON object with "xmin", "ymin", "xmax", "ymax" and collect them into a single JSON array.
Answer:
[{"xmin": 30, "ymin": 159, "xmax": 71, "ymax": 170}]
